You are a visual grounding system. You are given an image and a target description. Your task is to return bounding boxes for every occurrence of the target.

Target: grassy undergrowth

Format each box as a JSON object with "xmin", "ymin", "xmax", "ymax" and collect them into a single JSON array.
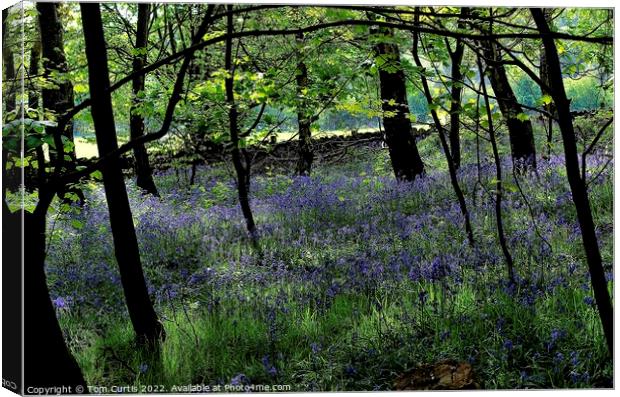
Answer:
[{"xmin": 46, "ymin": 131, "xmax": 613, "ymax": 390}]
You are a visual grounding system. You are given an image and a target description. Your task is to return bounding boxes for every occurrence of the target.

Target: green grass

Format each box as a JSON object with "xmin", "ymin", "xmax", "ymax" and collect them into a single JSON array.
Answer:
[{"xmin": 52, "ymin": 123, "xmax": 613, "ymax": 390}]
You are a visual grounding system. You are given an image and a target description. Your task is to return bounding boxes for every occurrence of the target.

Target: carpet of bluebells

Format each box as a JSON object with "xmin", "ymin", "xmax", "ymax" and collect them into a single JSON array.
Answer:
[{"xmin": 45, "ymin": 142, "xmax": 613, "ymax": 390}]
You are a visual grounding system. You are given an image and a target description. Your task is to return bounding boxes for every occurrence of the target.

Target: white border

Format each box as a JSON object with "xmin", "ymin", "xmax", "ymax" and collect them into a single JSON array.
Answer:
[{"xmin": 0, "ymin": 1, "xmax": 617, "ymax": 397}]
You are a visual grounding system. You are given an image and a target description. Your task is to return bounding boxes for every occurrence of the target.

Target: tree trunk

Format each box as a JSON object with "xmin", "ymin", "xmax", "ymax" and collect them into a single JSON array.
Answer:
[
  {"xmin": 37, "ymin": 3, "xmax": 84, "ymax": 204},
  {"xmin": 478, "ymin": 55, "xmax": 515, "ymax": 282},
  {"xmin": 532, "ymin": 8, "xmax": 613, "ymax": 357},
  {"xmin": 130, "ymin": 3, "xmax": 159, "ymax": 196},
  {"xmin": 189, "ymin": 161, "xmax": 198, "ymax": 186},
  {"xmin": 411, "ymin": 28, "xmax": 475, "ymax": 247},
  {"xmin": 295, "ymin": 32, "xmax": 314, "ymax": 176},
  {"xmin": 447, "ymin": 8, "xmax": 468, "ymax": 170},
  {"xmin": 483, "ymin": 41, "xmax": 537, "ymax": 170},
  {"xmin": 372, "ymin": 27, "xmax": 425, "ymax": 182},
  {"xmin": 37, "ymin": 3, "xmax": 78, "ymax": 166},
  {"xmin": 2, "ymin": 8, "xmax": 16, "ymax": 114},
  {"xmin": 24, "ymin": 205, "xmax": 88, "ymax": 391},
  {"xmin": 28, "ymin": 40, "xmax": 40, "ymax": 112},
  {"xmin": 539, "ymin": 8, "xmax": 555, "ymax": 159},
  {"xmin": 3, "ymin": 8, "xmax": 21, "ymax": 195},
  {"xmin": 80, "ymin": 3, "xmax": 164, "ymax": 344},
  {"xmin": 24, "ymin": 38, "xmax": 41, "ymax": 191},
  {"xmin": 225, "ymin": 5, "xmax": 259, "ymax": 248}
]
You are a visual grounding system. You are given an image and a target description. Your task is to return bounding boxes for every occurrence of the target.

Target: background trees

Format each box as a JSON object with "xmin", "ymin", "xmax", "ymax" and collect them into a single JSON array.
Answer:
[
  {"xmin": 372, "ymin": 25, "xmax": 425, "ymax": 181},
  {"xmin": 129, "ymin": 3, "xmax": 159, "ymax": 196}
]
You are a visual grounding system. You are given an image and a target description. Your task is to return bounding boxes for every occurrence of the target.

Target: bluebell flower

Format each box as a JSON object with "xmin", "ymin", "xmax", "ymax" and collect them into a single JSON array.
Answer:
[
  {"xmin": 261, "ymin": 355, "xmax": 277, "ymax": 377},
  {"xmin": 581, "ymin": 371, "xmax": 590, "ymax": 383},
  {"xmin": 52, "ymin": 297, "xmax": 67, "ymax": 309},
  {"xmin": 547, "ymin": 328, "xmax": 567, "ymax": 351},
  {"xmin": 230, "ymin": 373, "xmax": 248, "ymax": 386},
  {"xmin": 570, "ymin": 351, "xmax": 579, "ymax": 367}
]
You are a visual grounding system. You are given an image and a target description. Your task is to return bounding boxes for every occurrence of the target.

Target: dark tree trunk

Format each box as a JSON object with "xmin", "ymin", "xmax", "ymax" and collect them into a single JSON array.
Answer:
[
  {"xmin": 295, "ymin": 32, "xmax": 314, "ymax": 176},
  {"xmin": 80, "ymin": 3, "xmax": 164, "ymax": 344},
  {"xmin": 37, "ymin": 3, "xmax": 78, "ymax": 166},
  {"xmin": 478, "ymin": 55, "xmax": 515, "ymax": 282},
  {"xmin": 37, "ymin": 2, "xmax": 84, "ymax": 204},
  {"xmin": 130, "ymin": 3, "xmax": 159, "ymax": 196},
  {"xmin": 28, "ymin": 40, "xmax": 40, "ymax": 112},
  {"xmin": 24, "ymin": 38, "xmax": 42, "ymax": 191},
  {"xmin": 2, "ymin": 8, "xmax": 16, "ymax": 113},
  {"xmin": 23, "ymin": 202, "xmax": 88, "ymax": 391},
  {"xmin": 532, "ymin": 8, "xmax": 612, "ymax": 357},
  {"xmin": 189, "ymin": 161, "xmax": 198, "ymax": 186},
  {"xmin": 411, "ymin": 28, "xmax": 475, "ymax": 247},
  {"xmin": 447, "ymin": 8, "xmax": 468, "ymax": 170},
  {"xmin": 539, "ymin": 8, "xmax": 555, "ymax": 159},
  {"xmin": 483, "ymin": 41, "xmax": 537, "ymax": 170},
  {"xmin": 224, "ymin": 5, "xmax": 259, "ymax": 247},
  {"xmin": 3, "ymin": 8, "xmax": 20, "ymax": 193},
  {"xmin": 372, "ymin": 27, "xmax": 425, "ymax": 182}
]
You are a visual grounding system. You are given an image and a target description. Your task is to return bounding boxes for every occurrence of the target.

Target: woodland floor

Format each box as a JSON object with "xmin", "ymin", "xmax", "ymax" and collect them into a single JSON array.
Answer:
[{"xmin": 45, "ymin": 132, "xmax": 613, "ymax": 390}]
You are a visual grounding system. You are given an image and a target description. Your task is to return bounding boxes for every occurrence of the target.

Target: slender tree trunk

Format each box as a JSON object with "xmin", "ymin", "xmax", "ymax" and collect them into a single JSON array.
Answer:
[
  {"xmin": 189, "ymin": 161, "xmax": 198, "ymax": 186},
  {"xmin": 24, "ymin": 38, "xmax": 41, "ymax": 191},
  {"xmin": 2, "ymin": 8, "xmax": 16, "ymax": 114},
  {"xmin": 131, "ymin": 3, "xmax": 159, "ymax": 196},
  {"xmin": 37, "ymin": 3, "xmax": 84, "ymax": 203},
  {"xmin": 539, "ymin": 8, "xmax": 555, "ymax": 159},
  {"xmin": 478, "ymin": 55, "xmax": 515, "ymax": 282},
  {"xmin": 372, "ymin": 27, "xmax": 425, "ymax": 181},
  {"xmin": 532, "ymin": 8, "xmax": 613, "ymax": 357},
  {"xmin": 37, "ymin": 3, "xmax": 78, "ymax": 165},
  {"xmin": 412, "ymin": 27, "xmax": 475, "ymax": 247},
  {"xmin": 224, "ymin": 5, "xmax": 259, "ymax": 247},
  {"xmin": 483, "ymin": 40, "xmax": 537, "ymax": 170},
  {"xmin": 447, "ymin": 8, "xmax": 468, "ymax": 170},
  {"xmin": 3, "ymin": 8, "xmax": 20, "ymax": 194},
  {"xmin": 80, "ymin": 3, "xmax": 164, "ymax": 344},
  {"xmin": 295, "ymin": 32, "xmax": 314, "ymax": 176},
  {"xmin": 28, "ymin": 41, "xmax": 40, "ymax": 112},
  {"xmin": 23, "ymin": 198, "xmax": 88, "ymax": 391}
]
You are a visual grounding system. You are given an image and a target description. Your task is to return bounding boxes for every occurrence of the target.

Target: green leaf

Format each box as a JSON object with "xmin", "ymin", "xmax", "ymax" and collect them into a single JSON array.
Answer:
[
  {"xmin": 503, "ymin": 181, "xmax": 519, "ymax": 193},
  {"xmin": 516, "ymin": 113, "xmax": 530, "ymax": 122},
  {"xmin": 539, "ymin": 94, "xmax": 553, "ymax": 106},
  {"xmin": 91, "ymin": 170, "xmax": 103, "ymax": 181}
]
